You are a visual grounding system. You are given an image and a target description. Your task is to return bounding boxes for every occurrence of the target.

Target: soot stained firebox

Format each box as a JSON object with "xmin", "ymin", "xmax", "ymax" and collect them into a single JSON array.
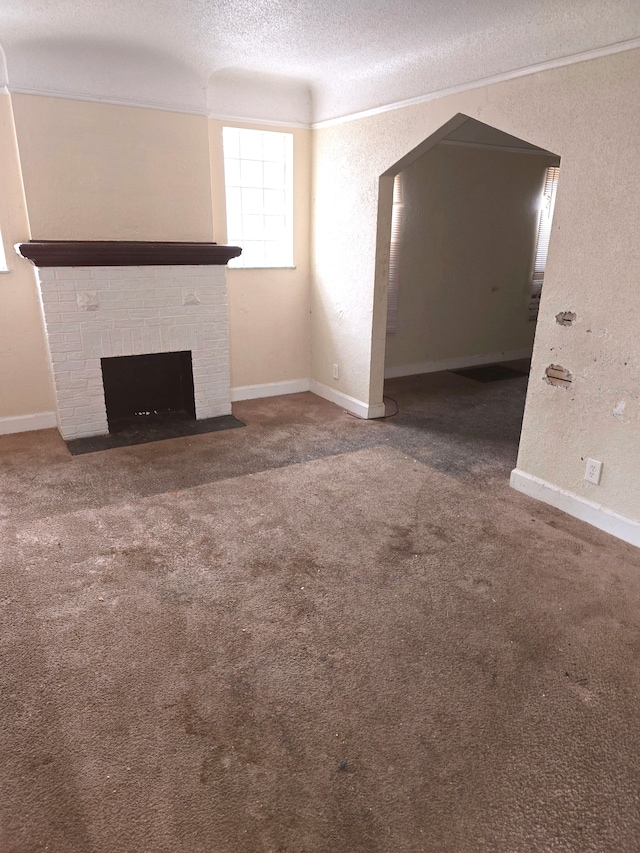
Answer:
[{"xmin": 101, "ymin": 350, "xmax": 196, "ymax": 433}]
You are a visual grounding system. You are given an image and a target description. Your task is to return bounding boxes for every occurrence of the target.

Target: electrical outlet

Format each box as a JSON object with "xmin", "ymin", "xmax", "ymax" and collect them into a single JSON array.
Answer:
[
  {"xmin": 584, "ymin": 458, "xmax": 603, "ymax": 485},
  {"xmin": 332, "ymin": 363, "xmax": 339, "ymax": 380}
]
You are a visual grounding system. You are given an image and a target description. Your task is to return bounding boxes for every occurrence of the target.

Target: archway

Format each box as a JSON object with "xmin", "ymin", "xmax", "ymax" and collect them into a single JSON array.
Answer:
[{"xmin": 371, "ymin": 114, "xmax": 560, "ymax": 463}]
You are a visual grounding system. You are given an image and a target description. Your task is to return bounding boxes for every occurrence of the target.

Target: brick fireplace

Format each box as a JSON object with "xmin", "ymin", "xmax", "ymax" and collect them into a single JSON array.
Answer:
[{"xmin": 17, "ymin": 241, "xmax": 241, "ymax": 442}]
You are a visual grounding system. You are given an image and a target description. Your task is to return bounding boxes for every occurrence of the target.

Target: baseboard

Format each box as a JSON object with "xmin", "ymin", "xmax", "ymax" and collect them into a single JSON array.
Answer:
[
  {"xmin": 0, "ymin": 411, "xmax": 57, "ymax": 435},
  {"xmin": 309, "ymin": 380, "xmax": 386, "ymax": 419},
  {"xmin": 384, "ymin": 349, "xmax": 532, "ymax": 379},
  {"xmin": 510, "ymin": 469, "xmax": 640, "ymax": 549},
  {"xmin": 230, "ymin": 378, "xmax": 310, "ymax": 402}
]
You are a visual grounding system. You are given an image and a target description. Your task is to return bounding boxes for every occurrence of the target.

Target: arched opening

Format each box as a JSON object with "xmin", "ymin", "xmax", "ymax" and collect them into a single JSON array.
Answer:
[{"xmin": 372, "ymin": 114, "xmax": 561, "ymax": 472}]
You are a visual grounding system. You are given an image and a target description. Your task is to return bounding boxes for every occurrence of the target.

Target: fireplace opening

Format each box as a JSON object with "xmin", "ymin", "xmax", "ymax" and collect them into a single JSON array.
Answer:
[{"xmin": 101, "ymin": 351, "xmax": 196, "ymax": 434}]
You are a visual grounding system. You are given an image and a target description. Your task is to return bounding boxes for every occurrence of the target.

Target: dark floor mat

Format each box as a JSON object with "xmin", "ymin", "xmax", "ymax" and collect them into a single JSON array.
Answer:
[
  {"xmin": 450, "ymin": 364, "xmax": 528, "ymax": 383},
  {"xmin": 66, "ymin": 412, "xmax": 245, "ymax": 455}
]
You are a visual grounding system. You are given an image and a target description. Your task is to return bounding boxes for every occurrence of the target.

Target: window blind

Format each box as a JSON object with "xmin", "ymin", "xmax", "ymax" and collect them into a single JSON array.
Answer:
[
  {"xmin": 387, "ymin": 174, "xmax": 404, "ymax": 335},
  {"xmin": 529, "ymin": 166, "xmax": 560, "ymax": 321}
]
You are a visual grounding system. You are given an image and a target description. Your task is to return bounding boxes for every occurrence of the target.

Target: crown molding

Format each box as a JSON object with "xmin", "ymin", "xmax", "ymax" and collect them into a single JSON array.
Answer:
[
  {"xmin": 6, "ymin": 85, "xmax": 207, "ymax": 116},
  {"xmin": 312, "ymin": 37, "xmax": 640, "ymax": 129},
  {"xmin": 4, "ymin": 35, "xmax": 639, "ymax": 128},
  {"xmin": 207, "ymin": 112, "xmax": 311, "ymax": 129}
]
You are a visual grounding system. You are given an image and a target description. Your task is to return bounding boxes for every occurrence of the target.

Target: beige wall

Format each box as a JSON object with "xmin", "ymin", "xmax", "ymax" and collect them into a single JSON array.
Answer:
[
  {"xmin": 208, "ymin": 119, "xmax": 311, "ymax": 390},
  {"xmin": 0, "ymin": 94, "xmax": 55, "ymax": 421},
  {"xmin": 312, "ymin": 49, "xmax": 640, "ymax": 522},
  {"xmin": 10, "ymin": 94, "xmax": 213, "ymax": 241},
  {"xmin": 385, "ymin": 143, "xmax": 558, "ymax": 372}
]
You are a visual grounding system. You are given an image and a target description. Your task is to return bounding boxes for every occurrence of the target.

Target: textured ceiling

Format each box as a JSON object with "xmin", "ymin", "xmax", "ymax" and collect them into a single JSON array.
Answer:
[{"xmin": 0, "ymin": 0, "xmax": 638, "ymax": 122}]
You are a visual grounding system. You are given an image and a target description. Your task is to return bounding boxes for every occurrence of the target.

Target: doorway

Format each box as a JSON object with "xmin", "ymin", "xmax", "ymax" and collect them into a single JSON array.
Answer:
[{"xmin": 374, "ymin": 115, "xmax": 560, "ymax": 458}]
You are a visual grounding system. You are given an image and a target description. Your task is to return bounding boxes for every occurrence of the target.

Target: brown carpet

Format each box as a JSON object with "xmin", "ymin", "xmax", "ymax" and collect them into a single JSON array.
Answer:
[{"xmin": 2, "ymin": 373, "xmax": 640, "ymax": 852}]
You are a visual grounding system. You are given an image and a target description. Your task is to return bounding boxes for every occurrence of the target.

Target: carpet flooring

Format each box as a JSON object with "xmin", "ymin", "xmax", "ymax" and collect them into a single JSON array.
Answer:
[{"xmin": 2, "ymin": 370, "xmax": 640, "ymax": 852}]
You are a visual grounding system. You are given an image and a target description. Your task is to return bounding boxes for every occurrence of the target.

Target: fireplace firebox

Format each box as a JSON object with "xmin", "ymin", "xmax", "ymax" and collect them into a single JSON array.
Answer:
[{"xmin": 101, "ymin": 351, "xmax": 196, "ymax": 433}]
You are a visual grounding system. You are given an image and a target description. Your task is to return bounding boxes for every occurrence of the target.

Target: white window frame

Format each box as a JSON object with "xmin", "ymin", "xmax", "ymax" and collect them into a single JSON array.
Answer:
[{"xmin": 222, "ymin": 127, "xmax": 294, "ymax": 269}]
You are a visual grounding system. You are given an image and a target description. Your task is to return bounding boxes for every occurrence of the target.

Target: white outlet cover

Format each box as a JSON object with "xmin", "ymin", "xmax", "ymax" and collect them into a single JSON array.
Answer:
[{"xmin": 584, "ymin": 458, "xmax": 603, "ymax": 485}]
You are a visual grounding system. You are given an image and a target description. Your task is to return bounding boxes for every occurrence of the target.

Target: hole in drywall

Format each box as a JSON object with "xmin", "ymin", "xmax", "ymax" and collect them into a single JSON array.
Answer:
[
  {"xmin": 544, "ymin": 364, "xmax": 572, "ymax": 388},
  {"xmin": 556, "ymin": 311, "xmax": 576, "ymax": 326}
]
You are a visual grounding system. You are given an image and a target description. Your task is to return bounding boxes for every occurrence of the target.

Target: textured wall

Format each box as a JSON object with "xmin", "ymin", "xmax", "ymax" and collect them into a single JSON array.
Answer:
[
  {"xmin": 208, "ymin": 119, "xmax": 311, "ymax": 391},
  {"xmin": 10, "ymin": 94, "xmax": 214, "ymax": 241},
  {"xmin": 311, "ymin": 48, "xmax": 640, "ymax": 522},
  {"xmin": 385, "ymin": 143, "xmax": 558, "ymax": 373},
  {"xmin": 0, "ymin": 94, "xmax": 55, "ymax": 423}
]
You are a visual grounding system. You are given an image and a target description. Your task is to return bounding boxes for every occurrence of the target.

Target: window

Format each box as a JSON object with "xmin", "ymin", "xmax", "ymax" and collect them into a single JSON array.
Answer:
[
  {"xmin": 529, "ymin": 165, "xmax": 560, "ymax": 321},
  {"xmin": 222, "ymin": 127, "xmax": 294, "ymax": 269},
  {"xmin": 386, "ymin": 173, "xmax": 404, "ymax": 335}
]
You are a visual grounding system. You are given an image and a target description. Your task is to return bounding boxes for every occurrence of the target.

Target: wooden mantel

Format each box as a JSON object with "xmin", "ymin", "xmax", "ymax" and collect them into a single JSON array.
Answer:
[{"xmin": 16, "ymin": 240, "xmax": 242, "ymax": 267}]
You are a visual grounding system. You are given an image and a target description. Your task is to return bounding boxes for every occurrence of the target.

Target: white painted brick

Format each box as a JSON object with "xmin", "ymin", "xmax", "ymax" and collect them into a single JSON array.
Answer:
[
  {"xmin": 100, "ymin": 333, "xmax": 113, "ymax": 358},
  {"xmin": 47, "ymin": 323, "xmax": 81, "ymax": 335},
  {"xmin": 120, "ymin": 328, "xmax": 132, "ymax": 354},
  {"xmin": 122, "ymin": 267, "xmax": 153, "ymax": 279},
  {"xmin": 108, "ymin": 330, "xmax": 121, "ymax": 357},
  {"xmin": 57, "ymin": 280, "xmax": 83, "ymax": 291},
  {"xmin": 156, "ymin": 266, "xmax": 186, "ymax": 278},
  {"xmin": 57, "ymin": 267, "xmax": 91, "ymax": 280},
  {"xmin": 95, "ymin": 267, "xmax": 125, "ymax": 279},
  {"xmin": 73, "ymin": 403, "xmax": 105, "ymax": 417},
  {"xmin": 37, "ymin": 263, "xmax": 230, "ymax": 439},
  {"xmin": 150, "ymin": 327, "xmax": 163, "ymax": 351},
  {"xmin": 43, "ymin": 312, "xmax": 63, "ymax": 326},
  {"xmin": 131, "ymin": 327, "xmax": 144, "ymax": 354},
  {"xmin": 47, "ymin": 332, "xmax": 71, "ymax": 346},
  {"xmin": 57, "ymin": 377, "xmax": 89, "ymax": 391},
  {"xmin": 128, "ymin": 308, "xmax": 160, "ymax": 319},
  {"xmin": 51, "ymin": 342, "xmax": 83, "ymax": 355},
  {"xmin": 159, "ymin": 326, "xmax": 171, "ymax": 349},
  {"xmin": 62, "ymin": 331, "xmax": 82, "ymax": 343}
]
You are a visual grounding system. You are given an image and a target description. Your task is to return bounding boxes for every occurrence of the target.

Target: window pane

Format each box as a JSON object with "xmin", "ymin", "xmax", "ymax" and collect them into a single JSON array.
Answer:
[
  {"xmin": 226, "ymin": 185, "xmax": 242, "ymax": 210},
  {"xmin": 263, "ymin": 161, "xmax": 285, "ymax": 189},
  {"xmin": 241, "ymin": 187, "xmax": 264, "ymax": 212},
  {"xmin": 264, "ymin": 189, "xmax": 285, "ymax": 214},
  {"xmin": 263, "ymin": 132, "xmax": 285, "ymax": 161},
  {"xmin": 239, "ymin": 130, "xmax": 263, "ymax": 161},
  {"xmin": 242, "ymin": 241, "xmax": 266, "ymax": 266},
  {"xmin": 265, "ymin": 241, "xmax": 289, "ymax": 267},
  {"xmin": 264, "ymin": 215, "xmax": 286, "ymax": 239},
  {"xmin": 239, "ymin": 160, "xmax": 263, "ymax": 188},
  {"xmin": 222, "ymin": 127, "xmax": 240, "ymax": 158},
  {"xmin": 224, "ymin": 158, "xmax": 241, "ymax": 187},
  {"xmin": 243, "ymin": 214, "xmax": 265, "ymax": 240}
]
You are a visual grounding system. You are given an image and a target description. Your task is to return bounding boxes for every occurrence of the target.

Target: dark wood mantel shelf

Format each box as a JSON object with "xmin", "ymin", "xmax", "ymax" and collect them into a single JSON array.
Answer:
[{"xmin": 17, "ymin": 241, "xmax": 242, "ymax": 268}]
